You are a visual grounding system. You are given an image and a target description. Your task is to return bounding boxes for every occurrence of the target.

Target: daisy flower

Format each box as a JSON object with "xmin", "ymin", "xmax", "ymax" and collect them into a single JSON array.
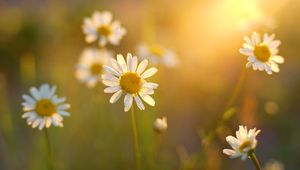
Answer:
[
  {"xmin": 239, "ymin": 32, "xmax": 284, "ymax": 74},
  {"xmin": 75, "ymin": 48, "xmax": 113, "ymax": 88},
  {"xmin": 137, "ymin": 43, "xmax": 178, "ymax": 68},
  {"xmin": 21, "ymin": 84, "xmax": 71, "ymax": 130},
  {"xmin": 102, "ymin": 53, "xmax": 158, "ymax": 112},
  {"xmin": 223, "ymin": 125, "xmax": 261, "ymax": 160},
  {"xmin": 153, "ymin": 116, "xmax": 168, "ymax": 133},
  {"xmin": 82, "ymin": 11, "xmax": 126, "ymax": 47}
]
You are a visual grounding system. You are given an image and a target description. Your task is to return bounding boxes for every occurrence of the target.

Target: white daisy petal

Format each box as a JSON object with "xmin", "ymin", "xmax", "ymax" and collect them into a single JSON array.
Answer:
[
  {"xmin": 140, "ymin": 94, "xmax": 155, "ymax": 106},
  {"xmin": 130, "ymin": 56, "xmax": 138, "ymax": 72},
  {"xmin": 22, "ymin": 112, "xmax": 35, "ymax": 119},
  {"xmin": 223, "ymin": 149, "xmax": 236, "ymax": 156},
  {"xmin": 58, "ymin": 104, "xmax": 71, "ymax": 110},
  {"xmin": 102, "ymin": 80, "xmax": 119, "ymax": 87},
  {"xmin": 38, "ymin": 119, "xmax": 45, "ymax": 130},
  {"xmin": 101, "ymin": 11, "xmax": 112, "ymax": 24},
  {"xmin": 246, "ymin": 62, "xmax": 252, "ymax": 68},
  {"xmin": 239, "ymin": 48, "xmax": 253, "ymax": 56},
  {"xmin": 134, "ymin": 95, "xmax": 145, "ymax": 110},
  {"xmin": 269, "ymin": 40, "xmax": 281, "ymax": 49},
  {"xmin": 22, "ymin": 103, "xmax": 34, "ymax": 112},
  {"xmin": 104, "ymin": 86, "xmax": 121, "ymax": 93},
  {"xmin": 110, "ymin": 58, "xmax": 123, "ymax": 74},
  {"xmin": 117, "ymin": 54, "xmax": 128, "ymax": 73},
  {"xmin": 99, "ymin": 37, "xmax": 107, "ymax": 47},
  {"xmin": 32, "ymin": 118, "xmax": 41, "ymax": 128},
  {"xmin": 85, "ymin": 34, "xmax": 97, "ymax": 43},
  {"xmin": 45, "ymin": 117, "xmax": 52, "ymax": 128},
  {"xmin": 124, "ymin": 94, "xmax": 133, "ymax": 112},
  {"xmin": 57, "ymin": 110, "xmax": 70, "ymax": 116},
  {"xmin": 103, "ymin": 65, "xmax": 120, "ymax": 77},
  {"xmin": 109, "ymin": 90, "xmax": 122, "ymax": 103},
  {"xmin": 39, "ymin": 84, "xmax": 50, "ymax": 98},
  {"xmin": 30, "ymin": 87, "xmax": 41, "ymax": 100},
  {"xmin": 102, "ymin": 74, "xmax": 119, "ymax": 82},
  {"xmin": 144, "ymin": 82, "xmax": 159, "ymax": 89},
  {"xmin": 141, "ymin": 68, "xmax": 158, "ymax": 79},
  {"xmin": 271, "ymin": 55, "xmax": 284, "ymax": 64},
  {"xmin": 86, "ymin": 77, "xmax": 98, "ymax": 88},
  {"xmin": 270, "ymin": 63, "xmax": 280, "ymax": 72},
  {"xmin": 126, "ymin": 53, "xmax": 133, "ymax": 68},
  {"xmin": 47, "ymin": 86, "xmax": 57, "ymax": 98},
  {"xmin": 22, "ymin": 95, "xmax": 36, "ymax": 105},
  {"xmin": 136, "ymin": 59, "xmax": 148, "ymax": 75},
  {"xmin": 52, "ymin": 96, "xmax": 66, "ymax": 104}
]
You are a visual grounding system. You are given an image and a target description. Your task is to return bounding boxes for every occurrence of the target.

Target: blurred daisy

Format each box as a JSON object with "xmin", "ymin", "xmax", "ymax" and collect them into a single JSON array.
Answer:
[
  {"xmin": 75, "ymin": 48, "xmax": 113, "ymax": 88},
  {"xmin": 102, "ymin": 53, "xmax": 158, "ymax": 112},
  {"xmin": 153, "ymin": 116, "xmax": 168, "ymax": 133},
  {"xmin": 137, "ymin": 43, "xmax": 178, "ymax": 68},
  {"xmin": 264, "ymin": 160, "xmax": 284, "ymax": 170},
  {"xmin": 239, "ymin": 32, "xmax": 284, "ymax": 74},
  {"xmin": 21, "ymin": 84, "xmax": 71, "ymax": 130},
  {"xmin": 223, "ymin": 125, "xmax": 260, "ymax": 160},
  {"xmin": 82, "ymin": 11, "xmax": 126, "ymax": 47}
]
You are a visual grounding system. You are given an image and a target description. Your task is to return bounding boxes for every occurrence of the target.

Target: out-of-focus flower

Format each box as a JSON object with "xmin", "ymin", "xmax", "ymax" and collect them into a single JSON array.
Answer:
[
  {"xmin": 264, "ymin": 101, "xmax": 279, "ymax": 115},
  {"xmin": 21, "ymin": 84, "xmax": 71, "ymax": 130},
  {"xmin": 102, "ymin": 53, "xmax": 158, "ymax": 112},
  {"xmin": 223, "ymin": 125, "xmax": 260, "ymax": 160},
  {"xmin": 137, "ymin": 43, "xmax": 178, "ymax": 68},
  {"xmin": 264, "ymin": 160, "xmax": 284, "ymax": 170},
  {"xmin": 82, "ymin": 11, "xmax": 126, "ymax": 47},
  {"xmin": 153, "ymin": 117, "xmax": 168, "ymax": 133},
  {"xmin": 75, "ymin": 48, "xmax": 113, "ymax": 88},
  {"xmin": 239, "ymin": 32, "xmax": 284, "ymax": 74}
]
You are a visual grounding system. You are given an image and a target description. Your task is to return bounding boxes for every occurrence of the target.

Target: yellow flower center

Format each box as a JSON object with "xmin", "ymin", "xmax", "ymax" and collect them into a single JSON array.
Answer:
[
  {"xmin": 90, "ymin": 63, "xmax": 102, "ymax": 75},
  {"xmin": 239, "ymin": 140, "xmax": 251, "ymax": 153},
  {"xmin": 253, "ymin": 44, "xmax": 271, "ymax": 62},
  {"xmin": 35, "ymin": 99, "xmax": 56, "ymax": 117},
  {"xmin": 119, "ymin": 72, "xmax": 142, "ymax": 94},
  {"xmin": 97, "ymin": 25, "xmax": 111, "ymax": 37},
  {"xmin": 149, "ymin": 44, "xmax": 165, "ymax": 57}
]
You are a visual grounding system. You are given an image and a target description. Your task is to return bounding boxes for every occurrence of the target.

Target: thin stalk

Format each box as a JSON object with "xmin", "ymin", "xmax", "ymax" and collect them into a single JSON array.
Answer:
[
  {"xmin": 150, "ymin": 134, "xmax": 161, "ymax": 170},
  {"xmin": 224, "ymin": 66, "xmax": 247, "ymax": 109},
  {"xmin": 201, "ymin": 67, "xmax": 247, "ymax": 169},
  {"xmin": 203, "ymin": 67, "xmax": 247, "ymax": 146},
  {"xmin": 44, "ymin": 128, "xmax": 53, "ymax": 170},
  {"xmin": 249, "ymin": 153, "xmax": 262, "ymax": 170},
  {"xmin": 130, "ymin": 106, "xmax": 141, "ymax": 170}
]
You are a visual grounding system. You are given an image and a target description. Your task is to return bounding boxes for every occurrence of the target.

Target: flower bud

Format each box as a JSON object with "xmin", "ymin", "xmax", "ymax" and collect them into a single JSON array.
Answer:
[{"xmin": 153, "ymin": 117, "xmax": 168, "ymax": 133}]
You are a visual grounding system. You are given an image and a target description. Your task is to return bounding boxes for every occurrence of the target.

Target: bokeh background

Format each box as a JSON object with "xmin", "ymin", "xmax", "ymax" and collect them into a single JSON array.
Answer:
[{"xmin": 0, "ymin": 0, "xmax": 299, "ymax": 169}]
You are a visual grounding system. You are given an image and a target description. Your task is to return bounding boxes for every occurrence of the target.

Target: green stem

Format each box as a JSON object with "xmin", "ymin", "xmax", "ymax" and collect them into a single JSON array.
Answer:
[
  {"xmin": 225, "ymin": 66, "xmax": 247, "ymax": 109},
  {"xmin": 150, "ymin": 134, "xmax": 161, "ymax": 170},
  {"xmin": 249, "ymin": 153, "xmax": 262, "ymax": 170},
  {"xmin": 130, "ymin": 106, "xmax": 141, "ymax": 170},
  {"xmin": 44, "ymin": 128, "xmax": 53, "ymax": 170},
  {"xmin": 203, "ymin": 67, "xmax": 247, "ymax": 146},
  {"xmin": 201, "ymin": 67, "xmax": 247, "ymax": 170}
]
